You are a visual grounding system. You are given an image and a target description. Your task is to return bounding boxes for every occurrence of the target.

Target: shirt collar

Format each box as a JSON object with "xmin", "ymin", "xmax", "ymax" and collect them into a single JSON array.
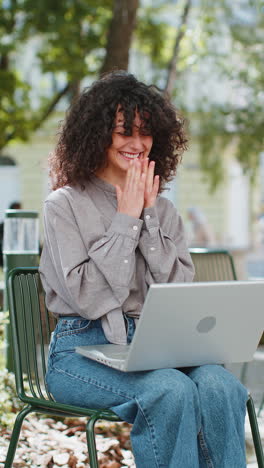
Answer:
[{"xmin": 89, "ymin": 175, "xmax": 116, "ymax": 195}]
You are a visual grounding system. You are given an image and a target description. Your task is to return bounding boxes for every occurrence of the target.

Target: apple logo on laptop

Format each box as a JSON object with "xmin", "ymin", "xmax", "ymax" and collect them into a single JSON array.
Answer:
[{"xmin": 196, "ymin": 316, "xmax": 216, "ymax": 333}]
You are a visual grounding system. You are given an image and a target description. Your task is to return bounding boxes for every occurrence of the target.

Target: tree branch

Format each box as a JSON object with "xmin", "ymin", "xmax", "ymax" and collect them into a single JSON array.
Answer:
[
  {"xmin": 164, "ymin": 0, "xmax": 192, "ymax": 97},
  {"xmin": 1, "ymin": 82, "xmax": 73, "ymax": 152},
  {"xmin": 33, "ymin": 81, "xmax": 72, "ymax": 130}
]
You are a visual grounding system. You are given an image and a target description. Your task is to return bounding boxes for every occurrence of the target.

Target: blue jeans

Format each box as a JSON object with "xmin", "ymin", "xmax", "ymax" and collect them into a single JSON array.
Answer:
[{"xmin": 46, "ymin": 316, "xmax": 248, "ymax": 468}]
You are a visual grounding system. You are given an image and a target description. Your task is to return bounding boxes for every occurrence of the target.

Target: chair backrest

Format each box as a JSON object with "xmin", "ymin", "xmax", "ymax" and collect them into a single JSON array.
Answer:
[
  {"xmin": 7, "ymin": 267, "xmax": 57, "ymax": 402},
  {"xmin": 189, "ymin": 248, "xmax": 237, "ymax": 282}
]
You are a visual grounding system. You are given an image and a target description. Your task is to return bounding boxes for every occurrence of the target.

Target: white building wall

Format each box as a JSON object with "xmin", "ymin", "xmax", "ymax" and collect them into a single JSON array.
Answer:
[
  {"xmin": 163, "ymin": 177, "xmax": 177, "ymax": 205},
  {"xmin": 0, "ymin": 166, "xmax": 21, "ymax": 222},
  {"xmin": 225, "ymin": 160, "xmax": 250, "ymax": 248}
]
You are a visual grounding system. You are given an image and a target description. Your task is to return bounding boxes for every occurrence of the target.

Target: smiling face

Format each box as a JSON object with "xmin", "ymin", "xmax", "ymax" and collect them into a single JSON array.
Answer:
[{"xmin": 96, "ymin": 109, "xmax": 153, "ymax": 186}]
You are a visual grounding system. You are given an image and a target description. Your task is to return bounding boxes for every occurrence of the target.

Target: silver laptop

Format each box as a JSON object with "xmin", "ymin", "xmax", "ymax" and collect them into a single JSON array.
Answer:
[{"xmin": 75, "ymin": 281, "xmax": 264, "ymax": 372}]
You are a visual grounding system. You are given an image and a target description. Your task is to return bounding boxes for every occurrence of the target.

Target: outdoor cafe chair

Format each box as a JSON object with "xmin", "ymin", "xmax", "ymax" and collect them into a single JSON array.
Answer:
[
  {"xmin": 189, "ymin": 247, "xmax": 237, "ymax": 282},
  {"xmin": 4, "ymin": 265, "xmax": 264, "ymax": 467},
  {"xmin": 189, "ymin": 247, "xmax": 264, "ymax": 467},
  {"xmin": 4, "ymin": 267, "xmax": 121, "ymax": 468}
]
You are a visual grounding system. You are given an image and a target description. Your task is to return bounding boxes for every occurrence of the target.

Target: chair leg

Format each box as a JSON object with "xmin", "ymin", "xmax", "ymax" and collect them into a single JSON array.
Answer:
[
  {"xmin": 247, "ymin": 395, "xmax": 264, "ymax": 468},
  {"xmin": 4, "ymin": 405, "xmax": 34, "ymax": 468},
  {"xmin": 86, "ymin": 414, "xmax": 100, "ymax": 468}
]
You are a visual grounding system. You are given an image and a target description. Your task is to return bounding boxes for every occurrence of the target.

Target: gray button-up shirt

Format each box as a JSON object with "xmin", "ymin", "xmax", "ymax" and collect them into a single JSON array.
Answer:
[{"xmin": 39, "ymin": 176, "xmax": 195, "ymax": 344}]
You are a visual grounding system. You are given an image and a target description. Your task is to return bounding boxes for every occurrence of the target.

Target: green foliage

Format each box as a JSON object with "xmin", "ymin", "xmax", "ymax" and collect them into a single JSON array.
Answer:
[
  {"xmin": 0, "ymin": 70, "xmax": 32, "ymax": 149},
  {"xmin": 198, "ymin": 123, "xmax": 229, "ymax": 191},
  {"xmin": 35, "ymin": 2, "xmax": 112, "ymax": 80},
  {"xmin": 194, "ymin": 103, "xmax": 263, "ymax": 191},
  {"xmin": 191, "ymin": 1, "xmax": 264, "ymax": 189},
  {"xmin": 134, "ymin": 1, "xmax": 264, "ymax": 189},
  {"xmin": 0, "ymin": 0, "xmax": 113, "ymax": 152},
  {"xmin": 135, "ymin": 5, "xmax": 172, "ymax": 67},
  {"xmin": 0, "ymin": 0, "xmax": 263, "ymax": 187},
  {"xmin": 0, "ymin": 1, "xmax": 31, "ymax": 150}
]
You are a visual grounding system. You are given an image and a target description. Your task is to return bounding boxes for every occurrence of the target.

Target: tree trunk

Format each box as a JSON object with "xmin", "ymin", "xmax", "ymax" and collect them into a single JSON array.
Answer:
[
  {"xmin": 0, "ymin": 54, "xmax": 8, "ymax": 70},
  {"xmin": 100, "ymin": 0, "xmax": 139, "ymax": 75},
  {"xmin": 164, "ymin": 0, "xmax": 192, "ymax": 98}
]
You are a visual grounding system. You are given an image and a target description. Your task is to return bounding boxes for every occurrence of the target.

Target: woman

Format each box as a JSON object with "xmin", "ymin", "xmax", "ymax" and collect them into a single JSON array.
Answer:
[{"xmin": 40, "ymin": 71, "xmax": 248, "ymax": 468}]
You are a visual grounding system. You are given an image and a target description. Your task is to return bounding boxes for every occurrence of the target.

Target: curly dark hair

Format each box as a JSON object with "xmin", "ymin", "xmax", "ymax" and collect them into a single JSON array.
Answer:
[{"xmin": 49, "ymin": 71, "xmax": 188, "ymax": 192}]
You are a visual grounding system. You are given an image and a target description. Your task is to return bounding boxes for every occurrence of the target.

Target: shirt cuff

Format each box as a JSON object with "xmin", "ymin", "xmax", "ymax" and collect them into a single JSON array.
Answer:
[
  {"xmin": 109, "ymin": 212, "xmax": 143, "ymax": 240},
  {"xmin": 141, "ymin": 206, "xmax": 160, "ymax": 232}
]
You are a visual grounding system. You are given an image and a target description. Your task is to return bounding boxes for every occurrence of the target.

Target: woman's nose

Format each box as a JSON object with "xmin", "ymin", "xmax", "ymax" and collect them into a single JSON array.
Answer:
[{"xmin": 129, "ymin": 133, "xmax": 144, "ymax": 151}]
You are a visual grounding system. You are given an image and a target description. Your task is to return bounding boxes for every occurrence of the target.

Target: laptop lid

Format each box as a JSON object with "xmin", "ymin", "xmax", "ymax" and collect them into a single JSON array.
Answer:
[{"xmin": 124, "ymin": 281, "xmax": 264, "ymax": 372}]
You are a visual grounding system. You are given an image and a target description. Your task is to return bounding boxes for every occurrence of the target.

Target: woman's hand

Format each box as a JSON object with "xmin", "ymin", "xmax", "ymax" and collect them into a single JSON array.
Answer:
[
  {"xmin": 142, "ymin": 159, "xmax": 159, "ymax": 209},
  {"xmin": 116, "ymin": 159, "xmax": 146, "ymax": 218}
]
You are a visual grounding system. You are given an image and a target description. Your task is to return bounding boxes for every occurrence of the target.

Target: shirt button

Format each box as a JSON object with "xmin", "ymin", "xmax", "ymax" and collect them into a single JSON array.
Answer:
[
  {"xmin": 133, "ymin": 225, "xmax": 138, "ymax": 231},
  {"xmin": 150, "ymin": 247, "xmax": 156, "ymax": 251},
  {"xmin": 145, "ymin": 215, "xmax": 150, "ymax": 220},
  {"xmin": 124, "ymin": 259, "xmax": 128, "ymax": 264}
]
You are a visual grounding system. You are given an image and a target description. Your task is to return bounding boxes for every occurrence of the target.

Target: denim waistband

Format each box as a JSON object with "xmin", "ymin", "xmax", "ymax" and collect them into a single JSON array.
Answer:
[
  {"xmin": 58, "ymin": 315, "xmax": 81, "ymax": 319},
  {"xmin": 58, "ymin": 315, "xmax": 135, "ymax": 322},
  {"xmin": 57, "ymin": 315, "xmax": 135, "ymax": 338},
  {"xmin": 58, "ymin": 316, "xmax": 102, "ymax": 328}
]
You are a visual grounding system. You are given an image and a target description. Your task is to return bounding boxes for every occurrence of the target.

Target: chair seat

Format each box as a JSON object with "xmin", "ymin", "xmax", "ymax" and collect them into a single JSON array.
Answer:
[{"xmin": 19, "ymin": 394, "xmax": 120, "ymax": 421}]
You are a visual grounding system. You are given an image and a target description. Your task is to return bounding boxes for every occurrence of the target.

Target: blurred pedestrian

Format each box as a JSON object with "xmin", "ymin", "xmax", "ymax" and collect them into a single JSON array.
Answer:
[{"xmin": 187, "ymin": 206, "xmax": 216, "ymax": 247}]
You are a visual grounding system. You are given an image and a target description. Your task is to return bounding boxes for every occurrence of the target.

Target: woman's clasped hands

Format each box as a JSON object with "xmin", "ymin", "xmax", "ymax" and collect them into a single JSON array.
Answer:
[{"xmin": 116, "ymin": 158, "xmax": 160, "ymax": 219}]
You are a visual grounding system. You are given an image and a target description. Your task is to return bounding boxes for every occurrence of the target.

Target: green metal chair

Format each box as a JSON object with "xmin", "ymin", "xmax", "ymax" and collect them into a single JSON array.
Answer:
[
  {"xmin": 5, "ymin": 267, "xmax": 121, "ymax": 468},
  {"xmin": 5, "ymin": 264, "xmax": 264, "ymax": 467},
  {"xmin": 189, "ymin": 247, "xmax": 264, "ymax": 467},
  {"xmin": 189, "ymin": 247, "xmax": 237, "ymax": 282}
]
